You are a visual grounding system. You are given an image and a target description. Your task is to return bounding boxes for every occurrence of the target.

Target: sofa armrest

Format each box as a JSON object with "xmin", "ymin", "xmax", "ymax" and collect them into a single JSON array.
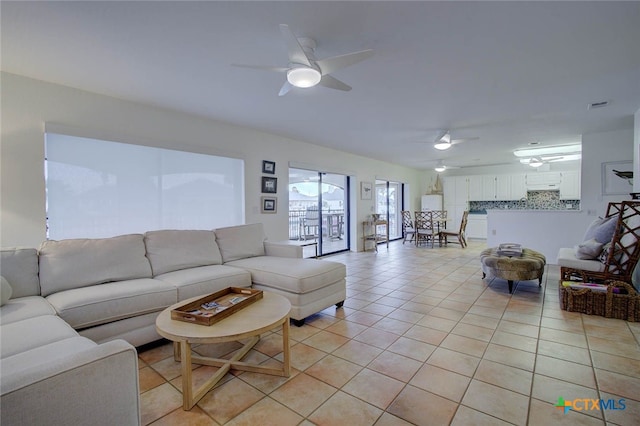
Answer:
[
  {"xmin": 264, "ymin": 241, "xmax": 303, "ymax": 258},
  {"xmin": 1, "ymin": 339, "xmax": 140, "ymax": 426}
]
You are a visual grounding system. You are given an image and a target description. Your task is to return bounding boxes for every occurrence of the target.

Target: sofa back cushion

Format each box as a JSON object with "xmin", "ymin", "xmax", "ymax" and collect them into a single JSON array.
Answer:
[
  {"xmin": 0, "ymin": 248, "xmax": 40, "ymax": 298},
  {"xmin": 39, "ymin": 234, "xmax": 152, "ymax": 297},
  {"xmin": 144, "ymin": 230, "xmax": 222, "ymax": 276},
  {"xmin": 214, "ymin": 223, "xmax": 266, "ymax": 263}
]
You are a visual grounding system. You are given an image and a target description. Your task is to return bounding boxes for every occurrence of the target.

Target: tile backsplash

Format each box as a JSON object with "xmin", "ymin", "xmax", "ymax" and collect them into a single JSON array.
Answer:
[{"xmin": 469, "ymin": 190, "xmax": 580, "ymax": 213}]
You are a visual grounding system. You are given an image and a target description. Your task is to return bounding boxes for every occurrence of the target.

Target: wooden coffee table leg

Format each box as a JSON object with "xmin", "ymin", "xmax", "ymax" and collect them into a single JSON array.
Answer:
[
  {"xmin": 282, "ymin": 317, "xmax": 291, "ymax": 377},
  {"xmin": 180, "ymin": 340, "xmax": 194, "ymax": 410}
]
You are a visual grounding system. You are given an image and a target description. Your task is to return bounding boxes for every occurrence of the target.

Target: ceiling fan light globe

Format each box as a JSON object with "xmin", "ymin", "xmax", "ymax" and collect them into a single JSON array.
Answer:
[
  {"xmin": 529, "ymin": 158, "xmax": 544, "ymax": 167},
  {"xmin": 286, "ymin": 67, "xmax": 321, "ymax": 88},
  {"xmin": 435, "ymin": 166, "xmax": 446, "ymax": 172},
  {"xmin": 434, "ymin": 142, "xmax": 452, "ymax": 150}
]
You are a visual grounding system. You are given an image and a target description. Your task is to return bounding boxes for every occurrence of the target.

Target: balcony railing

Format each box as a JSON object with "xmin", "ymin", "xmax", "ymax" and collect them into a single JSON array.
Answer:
[{"xmin": 288, "ymin": 209, "xmax": 345, "ymax": 240}]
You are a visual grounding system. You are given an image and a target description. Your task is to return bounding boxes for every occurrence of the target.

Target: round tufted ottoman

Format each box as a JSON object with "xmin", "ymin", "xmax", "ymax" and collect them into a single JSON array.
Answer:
[{"xmin": 480, "ymin": 247, "xmax": 546, "ymax": 293}]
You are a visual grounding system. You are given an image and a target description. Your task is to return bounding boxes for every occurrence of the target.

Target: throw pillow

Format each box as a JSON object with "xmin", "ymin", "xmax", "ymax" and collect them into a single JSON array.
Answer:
[
  {"xmin": 583, "ymin": 215, "xmax": 619, "ymax": 244},
  {"xmin": 574, "ymin": 239, "xmax": 604, "ymax": 260},
  {"xmin": 0, "ymin": 276, "xmax": 12, "ymax": 306},
  {"xmin": 599, "ymin": 242, "xmax": 622, "ymax": 264}
]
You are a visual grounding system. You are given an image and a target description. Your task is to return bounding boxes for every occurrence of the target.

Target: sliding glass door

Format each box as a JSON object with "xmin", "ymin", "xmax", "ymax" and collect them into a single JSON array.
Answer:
[
  {"xmin": 376, "ymin": 180, "xmax": 403, "ymax": 240},
  {"xmin": 289, "ymin": 168, "xmax": 349, "ymax": 256}
]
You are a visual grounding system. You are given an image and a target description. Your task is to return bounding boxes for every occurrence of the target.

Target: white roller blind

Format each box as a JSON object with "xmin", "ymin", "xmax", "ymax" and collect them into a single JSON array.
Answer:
[{"xmin": 45, "ymin": 133, "xmax": 245, "ymax": 239}]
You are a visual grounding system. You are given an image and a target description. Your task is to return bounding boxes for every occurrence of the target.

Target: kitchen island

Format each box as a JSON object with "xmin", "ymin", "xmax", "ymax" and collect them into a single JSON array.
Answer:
[{"xmin": 486, "ymin": 209, "xmax": 592, "ymax": 262}]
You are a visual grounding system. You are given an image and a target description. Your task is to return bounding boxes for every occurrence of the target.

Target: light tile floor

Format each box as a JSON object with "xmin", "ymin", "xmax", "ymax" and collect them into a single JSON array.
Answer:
[{"xmin": 137, "ymin": 240, "xmax": 640, "ymax": 425}]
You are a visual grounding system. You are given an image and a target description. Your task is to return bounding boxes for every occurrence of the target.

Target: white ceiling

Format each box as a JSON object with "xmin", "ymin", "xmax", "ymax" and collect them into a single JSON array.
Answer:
[{"xmin": 2, "ymin": 1, "xmax": 639, "ymax": 170}]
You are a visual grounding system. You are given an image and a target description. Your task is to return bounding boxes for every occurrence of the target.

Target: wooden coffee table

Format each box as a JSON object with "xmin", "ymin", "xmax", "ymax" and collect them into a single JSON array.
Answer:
[{"xmin": 155, "ymin": 291, "xmax": 291, "ymax": 410}]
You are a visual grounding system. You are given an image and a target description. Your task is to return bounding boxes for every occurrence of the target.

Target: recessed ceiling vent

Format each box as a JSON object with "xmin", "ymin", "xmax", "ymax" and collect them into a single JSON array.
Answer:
[{"xmin": 588, "ymin": 101, "xmax": 609, "ymax": 110}]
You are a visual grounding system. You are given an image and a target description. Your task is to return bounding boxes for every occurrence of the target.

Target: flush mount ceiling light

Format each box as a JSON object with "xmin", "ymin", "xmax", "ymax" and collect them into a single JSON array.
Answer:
[
  {"xmin": 286, "ymin": 66, "xmax": 322, "ymax": 88},
  {"xmin": 433, "ymin": 132, "xmax": 452, "ymax": 150},
  {"xmin": 513, "ymin": 144, "xmax": 581, "ymax": 158},
  {"xmin": 435, "ymin": 165, "xmax": 446, "ymax": 172}
]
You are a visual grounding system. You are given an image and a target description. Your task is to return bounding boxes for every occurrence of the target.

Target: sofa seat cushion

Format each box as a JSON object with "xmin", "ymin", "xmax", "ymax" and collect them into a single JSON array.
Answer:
[
  {"xmin": 225, "ymin": 257, "xmax": 346, "ymax": 294},
  {"xmin": 557, "ymin": 247, "xmax": 605, "ymax": 272},
  {"xmin": 155, "ymin": 265, "xmax": 251, "ymax": 301},
  {"xmin": 144, "ymin": 229, "xmax": 222, "ymax": 276},
  {"xmin": 0, "ymin": 336, "xmax": 96, "ymax": 379},
  {"xmin": 1, "ymin": 315, "xmax": 78, "ymax": 358},
  {"xmin": 46, "ymin": 278, "xmax": 177, "ymax": 330},
  {"xmin": 39, "ymin": 234, "xmax": 153, "ymax": 297},
  {"xmin": 0, "ymin": 296, "xmax": 56, "ymax": 325}
]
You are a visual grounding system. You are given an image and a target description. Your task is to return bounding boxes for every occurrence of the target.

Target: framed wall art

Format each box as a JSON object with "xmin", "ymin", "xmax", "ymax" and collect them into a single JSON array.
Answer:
[
  {"xmin": 262, "ymin": 160, "xmax": 276, "ymax": 174},
  {"xmin": 261, "ymin": 176, "xmax": 278, "ymax": 194},
  {"xmin": 361, "ymin": 181, "xmax": 373, "ymax": 200},
  {"xmin": 261, "ymin": 196, "xmax": 277, "ymax": 213},
  {"xmin": 601, "ymin": 160, "xmax": 633, "ymax": 195}
]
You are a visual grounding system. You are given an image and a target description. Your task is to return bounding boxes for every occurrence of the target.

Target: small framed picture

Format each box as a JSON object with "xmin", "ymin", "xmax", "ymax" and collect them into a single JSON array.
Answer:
[
  {"xmin": 262, "ymin": 160, "xmax": 276, "ymax": 174},
  {"xmin": 261, "ymin": 176, "xmax": 278, "ymax": 193},
  {"xmin": 261, "ymin": 196, "xmax": 277, "ymax": 213},
  {"xmin": 361, "ymin": 181, "xmax": 373, "ymax": 200}
]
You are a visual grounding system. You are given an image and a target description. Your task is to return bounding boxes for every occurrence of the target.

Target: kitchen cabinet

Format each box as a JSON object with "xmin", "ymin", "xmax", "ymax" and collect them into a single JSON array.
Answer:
[
  {"xmin": 467, "ymin": 175, "xmax": 483, "ymax": 201},
  {"xmin": 466, "ymin": 214, "xmax": 487, "ymax": 239},
  {"xmin": 560, "ymin": 171, "xmax": 580, "ymax": 200},
  {"xmin": 471, "ymin": 174, "xmax": 526, "ymax": 201},
  {"xmin": 509, "ymin": 174, "xmax": 527, "ymax": 200},
  {"xmin": 482, "ymin": 176, "xmax": 496, "ymax": 200},
  {"xmin": 443, "ymin": 176, "xmax": 470, "ymax": 232}
]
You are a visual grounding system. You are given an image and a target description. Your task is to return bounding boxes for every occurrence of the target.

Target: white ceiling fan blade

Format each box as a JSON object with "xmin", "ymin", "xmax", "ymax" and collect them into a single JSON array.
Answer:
[
  {"xmin": 231, "ymin": 64, "xmax": 288, "ymax": 72},
  {"xmin": 279, "ymin": 24, "xmax": 312, "ymax": 67},
  {"xmin": 278, "ymin": 81, "xmax": 293, "ymax": 97},
  {"xmin": 450, "ymin": 137, "xmax": 480, "ymax": 145},
  {"xmin": 316, "ymin": 49, "xmax": 374, "ymax": 75},
  {"xmin": 319, "ymin": 75, "xmax": 352, "ymax": 91}
]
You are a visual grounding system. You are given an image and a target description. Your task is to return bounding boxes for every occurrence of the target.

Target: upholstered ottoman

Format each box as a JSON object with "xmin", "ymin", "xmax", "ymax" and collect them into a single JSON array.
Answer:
[
  {"xmin": 223, "ymin": 256, "xmax": 346, "ymax": 326},
  {"xmin": 480, "ymin": 247, "xmax": 546, "ymax": 293}
]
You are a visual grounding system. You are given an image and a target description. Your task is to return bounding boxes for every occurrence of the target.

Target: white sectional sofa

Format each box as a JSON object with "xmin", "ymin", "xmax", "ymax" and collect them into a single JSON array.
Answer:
[{"xmin": 0, "ymin": 223, "xmax": 346, "ymax": 425}]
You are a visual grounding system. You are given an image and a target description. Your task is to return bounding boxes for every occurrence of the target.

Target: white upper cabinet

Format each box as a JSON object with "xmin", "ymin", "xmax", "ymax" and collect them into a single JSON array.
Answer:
[
  {"xmin": 508, "ymin": 174, "xmax": 527, "ymax": 200},
  {"xmin": 560, "ymin": 170, "xmax": 581, "ymax": 199},
  {"xmin": 482, "ymin": 176, "xmax": 497, "ymax": 200},
  {"xmin": 467, "ymin": 175, "xmax": 483, "ymax": 201}
]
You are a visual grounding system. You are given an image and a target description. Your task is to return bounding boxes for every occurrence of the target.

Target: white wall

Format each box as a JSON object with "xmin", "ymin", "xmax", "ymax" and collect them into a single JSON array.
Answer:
[
  {"xmin": 581, "ymin": 127, "xmax": 635, "ymax": 219},
  {"xmin": 0, "ymin": 72, "xmax": 424, "ymax": 248}
]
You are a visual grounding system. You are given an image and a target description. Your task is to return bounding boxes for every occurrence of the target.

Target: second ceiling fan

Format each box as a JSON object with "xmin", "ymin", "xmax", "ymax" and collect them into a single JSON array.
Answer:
[
  {"xmin": 232, "ymin": 24, "xmax": 374, "ymax": 96},
  {"xmin": 433, "ymin": 130, "xmax": 479, "ymax": 150}
]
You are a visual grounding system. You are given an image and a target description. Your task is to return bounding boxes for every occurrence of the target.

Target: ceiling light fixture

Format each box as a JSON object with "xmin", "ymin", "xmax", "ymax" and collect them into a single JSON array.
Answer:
[
  {"xmin": 513, "ymin": 144, "xmax": 581, "ymax": 158},
  {"xmin": 433, "ymin": 132, "xmax": 452, "ymax": 150},
  {"xmin": 286, "ymin": 66, "xmax": 321, "ymax": 88},
  {"xmin": 528, "ymin": 157, "xmax": 544, "ymax": 168},
  {"xmin": 435, "ymin": 165, "xmax": 446, "ymax": 172}
]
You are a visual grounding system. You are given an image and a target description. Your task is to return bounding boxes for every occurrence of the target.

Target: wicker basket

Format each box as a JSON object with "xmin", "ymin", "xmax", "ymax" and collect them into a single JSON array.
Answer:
[{"xmin": 559, "ymin": 280, "xmax": 639, "ymax": 321}]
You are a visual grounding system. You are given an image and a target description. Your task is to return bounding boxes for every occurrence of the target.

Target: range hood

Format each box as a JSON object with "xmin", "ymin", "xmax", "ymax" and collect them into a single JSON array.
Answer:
[{"xmin": 525, "ymin": 172, "xmax": 561, "ymax": 190}]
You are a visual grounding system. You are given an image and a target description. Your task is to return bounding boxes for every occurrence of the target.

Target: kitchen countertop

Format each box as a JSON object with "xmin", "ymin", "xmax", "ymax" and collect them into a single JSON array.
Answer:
[{"xmin": 487, "ymin": 209, "xmax": 582, "ymax": 213}]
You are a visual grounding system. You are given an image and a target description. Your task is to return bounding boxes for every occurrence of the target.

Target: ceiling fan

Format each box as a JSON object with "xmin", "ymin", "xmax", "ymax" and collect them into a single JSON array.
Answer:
[
  {"xmin": 433, "ymin": 130, "xmax": 479, "ymax": 150},
  {"xmin": 232, "ymin": 24, "xmax": 374, "ymax": 96},
  {"xmin": 434, "ymin": 160, "xmax": 460, "ymax": 172}
]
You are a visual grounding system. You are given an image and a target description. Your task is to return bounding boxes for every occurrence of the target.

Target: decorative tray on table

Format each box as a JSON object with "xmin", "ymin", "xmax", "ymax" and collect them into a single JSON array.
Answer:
[
  {"xmin": 171, "ymin": 287, "xmax": 263, "ymax": 326},
  {"xmin": 497, "ymin": 243, "xmax": 523, "ymax": 256}
]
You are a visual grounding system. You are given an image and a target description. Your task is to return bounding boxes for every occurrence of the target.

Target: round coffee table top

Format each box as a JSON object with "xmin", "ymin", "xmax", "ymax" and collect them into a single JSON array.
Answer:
[{"xmin": 156, "ymin": 291, "xmax": 291, "ymax": 344}]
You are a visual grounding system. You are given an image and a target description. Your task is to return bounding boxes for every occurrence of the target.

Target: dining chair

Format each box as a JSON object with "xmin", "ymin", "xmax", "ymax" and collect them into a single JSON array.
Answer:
[
  {"xmin": 401, "ymin": 210, "xmax": 416, "ymax": 244},
  {"xmin": 415, "ymin": 211, "xmax": 438, "ymax": 248},
  {"xmin": 430, "ymin": 210, "xmax": 448, "ymax": 232},
  {"xmin": 440, "ymin": 210, "xmax": 469, "ymax": 248}
]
